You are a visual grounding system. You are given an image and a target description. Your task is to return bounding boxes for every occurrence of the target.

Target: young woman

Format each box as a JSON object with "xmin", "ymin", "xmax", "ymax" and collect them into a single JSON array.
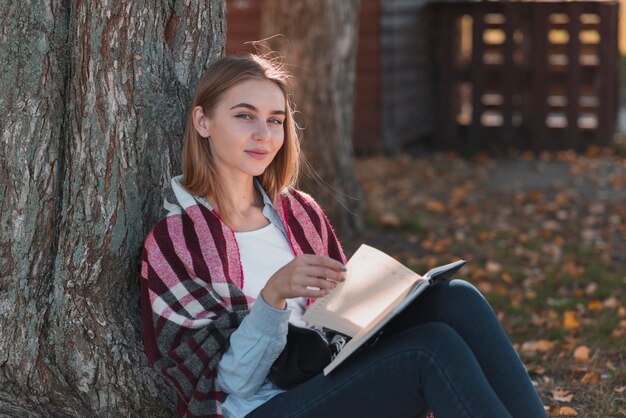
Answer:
[{"xmin": 140, "ymin": 54, "xmax": 547, "ymax": 418}]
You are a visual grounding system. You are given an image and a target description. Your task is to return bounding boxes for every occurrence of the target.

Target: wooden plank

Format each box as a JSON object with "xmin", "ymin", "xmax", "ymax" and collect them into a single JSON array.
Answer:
[
  {"xmin": 353, "ymin": 0, "xmax": 382, "ymax": 153},
  {"xmin": 469, "ymin": 6, "xmax": 486, "ymax": 148},
  {"xmin": 597, "ymin": 2, "xmax": 619, "ymax": 145},
  {"xmin": 436, "ymin": 4, "xmax": 459, "ymax": 148},
  {"xmin": 565, "ymin": 2, "xmax": 582, "ymax": 149},
  {"xmin": 501, "ymin": 1, "xmax": 516, "ymax": 149},
  {"xmin": 530, "ymin": 4, "xmax": 550, "ymax": 151}
]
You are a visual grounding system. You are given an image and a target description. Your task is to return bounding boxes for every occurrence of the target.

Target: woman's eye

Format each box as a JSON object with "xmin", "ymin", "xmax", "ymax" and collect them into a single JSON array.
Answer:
[
  {"xmin": 236, "ymin": 113, "xmax": 252, "ymax": 120},
  {"xmin": 268, "ymin": 118, "xmax": 284, "ymax": 126}
]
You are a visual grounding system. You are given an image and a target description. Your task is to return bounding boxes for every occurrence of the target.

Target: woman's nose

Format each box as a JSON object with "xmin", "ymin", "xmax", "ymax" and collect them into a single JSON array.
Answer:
[{"xmin": 252, "ymin": 120, "xmax": 271, "ymax": 141}]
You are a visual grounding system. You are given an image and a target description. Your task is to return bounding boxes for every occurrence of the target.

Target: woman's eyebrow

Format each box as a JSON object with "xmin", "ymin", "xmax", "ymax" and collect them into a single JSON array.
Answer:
[{"xmin": 230, "ymin": 102, "xmax": 286, "ymax": 115}]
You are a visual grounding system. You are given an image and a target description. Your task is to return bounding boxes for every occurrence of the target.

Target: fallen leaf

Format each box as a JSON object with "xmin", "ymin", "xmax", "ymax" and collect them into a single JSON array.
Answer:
[
  {"xmin": 486, "ymin": 260, "xmax": 502, "ymax": 274},
  {"xmin": 431, "ymin": 238, "xmax": 451, "ymax": 253},
  {"xmin": 521, "ymin": 339, "xmax": 555, "ymax": 353},
  {"xmin": 586, "ymin": 300, "xmax": 603, "ymax": 311},
  {"xmin": 478, "ymin": 230, "xmax": 495, "ymax": 241},
  {"xmin": 472, "ymin": 153, "xmax": 491, "ymax": 165},
  {"xmin": 531, "ymin": 312, "xmax": 546, "ymax": 326},
  {"xmin": 543, "ymin": 220, "xmax": 560, "ymax": 231},
  {"xmin": 580, "ymin": 370, "xmax": 600, "ymax": 385},
  {"xmin": 378, "ymin": 212, "xmax": 401, "ymax": 228},
  {"xmin": 476, "ymin": 281, "xmax": 493, "ymax": 294},
  {"xmin": 493, "ymin": 284, "xmax": 508, "ymax": 295},
  {"xmin": 555, "ymin": 406, "xmax": 578, "ymax": 416},
  {"xmin": 450, "ymin": 185, "xmax": 470, "ymax": 206},
  {"xmin": 510, "ymin": 289, "xmax": 524, "ymax": 307},
  {"xmin": 573, "ymin": 345, "xmax": 591, "ymax": 363},
  {"xmin": 588, "ymin": 200, "xmax": 605, "ymax": 214},
  {"xmin": 584, "ymin": 282, "xmax": 597, "ymax": 295},
  {"xmin": 581, "ymin": 228, "xmax": 595, "ymax": 241},
  {"xmin": 609, "ymin": 172, "xmax": 626, "ymax": 189},
  {"xmin": 603, "ymin": 296, "xmax": 619, "ymax": 309},
  {"xmin": 551, "ymin": 388, "xmax": 574, "ymax": 402},
  {"xmin": 425, "ymin": 200, "xmax": 445, "ymax": 213},
  {"xmin": 563, "ymin": 311, "xmax": 581, "ymax": 330},
  {"xmin": 615, "ymin": 385, "xmax": 626, "ymax": 394},
  {"xmin": 613, "ymin": 322, "xmax": 626, "ymax": 338},
  {"xmin": 531, "ymin": 366, "xmax": 546, "ymax": 375},
  {"xmin": 561, "ymin": 337, "xmax": 579, "ymax": 351}
]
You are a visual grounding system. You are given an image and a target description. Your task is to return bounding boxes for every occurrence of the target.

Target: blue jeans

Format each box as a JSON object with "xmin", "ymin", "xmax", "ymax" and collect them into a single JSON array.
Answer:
[{"xmin": 246, "ymin": 280, "xmax": 547, "ymax": 418}]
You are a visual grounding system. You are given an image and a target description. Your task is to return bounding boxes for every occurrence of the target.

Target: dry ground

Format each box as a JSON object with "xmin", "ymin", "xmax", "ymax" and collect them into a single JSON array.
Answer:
[{"xmin": 352, "ymin": 147, "xmax": 626, "ymax": 417}]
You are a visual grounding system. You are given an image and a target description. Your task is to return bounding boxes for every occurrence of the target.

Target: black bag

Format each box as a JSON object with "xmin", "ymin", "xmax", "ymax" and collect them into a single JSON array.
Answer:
[{"xmin": 267, "ymin": 324, "xmax": 332, "ymax": 389}]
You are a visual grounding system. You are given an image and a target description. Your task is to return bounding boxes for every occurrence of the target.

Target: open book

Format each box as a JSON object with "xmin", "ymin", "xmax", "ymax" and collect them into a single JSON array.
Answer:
[{"xmin": 302, "ymin": 244, "xmax": 466, "ymax": 375}]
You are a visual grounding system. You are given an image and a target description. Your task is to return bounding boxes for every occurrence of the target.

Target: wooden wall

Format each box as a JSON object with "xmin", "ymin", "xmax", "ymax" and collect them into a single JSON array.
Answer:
[
  {"xmin": 225, "ymin": 0, "xmax": 261, "ymax": 55},
  {"xmin": 380, "ymin": 0, "xmax": 431, "ymax": 152},
  {"xmin": 353, "ymin": 0, "xmax": 382, "ymax": 154},
  {"xmin": 431, "ymin": 1, "xmax": 620, "ymax": 150}
]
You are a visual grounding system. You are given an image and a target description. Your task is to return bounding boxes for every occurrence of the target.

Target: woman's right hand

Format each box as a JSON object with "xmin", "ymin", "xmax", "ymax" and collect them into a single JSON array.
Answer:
[{"xmin": 261, "ymin": 254, "xmax": 347, "ymax": 309}]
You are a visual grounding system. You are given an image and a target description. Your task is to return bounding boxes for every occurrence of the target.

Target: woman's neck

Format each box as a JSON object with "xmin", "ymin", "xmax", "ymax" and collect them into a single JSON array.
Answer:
[
  {"xmin": 214, "ymin": 175, "xmax": 268, "ymax": 232},
  {"xmin": 228, "ymin": 179, "xmax": 262, "ymax": 214}
]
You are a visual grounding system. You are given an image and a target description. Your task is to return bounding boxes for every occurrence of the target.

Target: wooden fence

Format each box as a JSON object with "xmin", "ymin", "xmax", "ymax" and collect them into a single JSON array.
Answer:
[{"xmin": 430, "ymin": 1, "xmax": 620, "ymax": 151}]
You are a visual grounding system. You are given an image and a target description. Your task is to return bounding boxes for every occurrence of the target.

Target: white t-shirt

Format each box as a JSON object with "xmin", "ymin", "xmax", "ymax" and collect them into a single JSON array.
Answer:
[{"xmin": 234, "ymin": 223, "xmax": 308, "ymax": 327}]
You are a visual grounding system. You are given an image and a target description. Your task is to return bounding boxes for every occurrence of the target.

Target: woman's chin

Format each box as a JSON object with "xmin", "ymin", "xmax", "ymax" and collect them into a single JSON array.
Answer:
[
  {"xmin": 246, "ymin": 165, "xmax": 271, "ymax": 177},
  {"xmin": 248, "ymin": 161, "xmax": 275, "ymax": 176}
]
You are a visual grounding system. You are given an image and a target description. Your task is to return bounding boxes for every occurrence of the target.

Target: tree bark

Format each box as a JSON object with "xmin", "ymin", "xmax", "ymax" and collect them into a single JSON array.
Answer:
[
  {"xmin": 0, "ymin": 1, "xmax": 225, "ymax": 416},
  {"xmin": 259, "ymin": 0, "xmax": 363, "ymax": 240}
]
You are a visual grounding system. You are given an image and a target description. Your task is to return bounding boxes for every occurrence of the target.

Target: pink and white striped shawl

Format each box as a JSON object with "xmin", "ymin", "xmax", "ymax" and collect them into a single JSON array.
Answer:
[{"xmin": 140, "ymin": 188, "xmax": 346, "ymax": 418}]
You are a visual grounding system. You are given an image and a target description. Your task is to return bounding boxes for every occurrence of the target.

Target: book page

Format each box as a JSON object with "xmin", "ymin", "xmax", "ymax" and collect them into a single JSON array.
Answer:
[
  {"xmin": 323, "ymin": 280, "xmax": 430, "ymax": 375},
  {"xmin": 321, "ymin": 256, "xmax": 467, "ymax": 375},
  {"xmin": 303, "ymin": 244, "xmax": 423, "ymax": 336}
]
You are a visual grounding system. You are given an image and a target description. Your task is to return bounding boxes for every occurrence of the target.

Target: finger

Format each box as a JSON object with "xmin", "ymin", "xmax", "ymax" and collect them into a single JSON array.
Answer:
[
  {"xmin": 304, "ymin": 266, "xmax": 346, "ymax": 282},
  {"xmin": 302, "ymin": 287, "xmax": 331, "ymax": 298},
  {"xmin": 301, "ymin": 255, "xmax": 347, "ymax": 273},
  {"xmin": 295, "ymin": 275, "xmax": 336, "ymax": 291},
  {"xmin": 307, "ymin": 277, "xmax": 338, "ymax": 290}
]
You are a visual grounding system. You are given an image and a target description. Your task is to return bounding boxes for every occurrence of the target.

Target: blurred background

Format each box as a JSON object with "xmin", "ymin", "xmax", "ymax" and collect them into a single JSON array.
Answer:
[
  {"xmin": 226, "ymin": 0, "xmax": 626, "ymax": 153},
  {"xmin": 225, "ymin": 1, "xmax": 625, "ymax": 416}
]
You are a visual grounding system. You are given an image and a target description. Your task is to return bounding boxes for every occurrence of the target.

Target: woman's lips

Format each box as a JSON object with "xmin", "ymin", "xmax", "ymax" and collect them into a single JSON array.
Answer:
[{"xmin": 245, "ymin": 150, "xmax": 270, "ymax": 160}]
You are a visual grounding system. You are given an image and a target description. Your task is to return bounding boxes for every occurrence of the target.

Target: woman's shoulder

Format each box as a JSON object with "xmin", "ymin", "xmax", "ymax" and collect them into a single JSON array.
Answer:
[
  {"xmin": 281, "ymin": 187, "xmax": 322, "ymax": 210},
  {"xmin": 141, "ymin": 215, "xmax": 180, "ymax": 257},
  {"xmin": 144, "ymin": 203, "xmax": 226, "ymax": 255},
  {"xmin": 146, "ymin": 214, "xmax": 173, "ymax": 239},
  {"xmin": 144, "ymin": 210, "xmax": 193, "ymax": 247},
  {"xmin": 280, "ymin": 188, "xmax": 332, "ymax": 230}
]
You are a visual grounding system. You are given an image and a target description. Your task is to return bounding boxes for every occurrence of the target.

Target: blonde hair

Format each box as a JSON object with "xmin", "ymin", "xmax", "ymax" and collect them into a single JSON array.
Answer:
[{"xmin": 181, "ymin": 54, "xmax": 300, "ymax": 223}]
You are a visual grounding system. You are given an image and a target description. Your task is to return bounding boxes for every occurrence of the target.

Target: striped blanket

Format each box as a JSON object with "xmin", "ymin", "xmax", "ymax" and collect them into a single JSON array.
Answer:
[{"xmin": 140, "ymin": 180, "xmax": 345, "ymax": 417}]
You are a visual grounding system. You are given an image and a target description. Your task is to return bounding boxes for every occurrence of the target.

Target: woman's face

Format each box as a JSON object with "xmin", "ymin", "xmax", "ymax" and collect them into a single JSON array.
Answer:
[{"xmin": 205, "ymin": 78, "xmax": 286, "ymax": 182}]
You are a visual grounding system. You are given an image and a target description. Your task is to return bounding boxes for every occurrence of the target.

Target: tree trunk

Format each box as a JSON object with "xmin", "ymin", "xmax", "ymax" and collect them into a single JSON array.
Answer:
[
  {"xmin": 0, "ymin": 1, "xmax": 225, "ymax": 416},
  {"xmin": 259, "ymin": 0, "xmax": 363, "ymax": 241}
]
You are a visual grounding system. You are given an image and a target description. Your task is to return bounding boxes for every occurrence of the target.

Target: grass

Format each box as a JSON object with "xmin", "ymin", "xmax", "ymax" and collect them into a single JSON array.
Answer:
[{"xmin": 355, "ymin": 152, "xmax": 626, "ymax": 416}]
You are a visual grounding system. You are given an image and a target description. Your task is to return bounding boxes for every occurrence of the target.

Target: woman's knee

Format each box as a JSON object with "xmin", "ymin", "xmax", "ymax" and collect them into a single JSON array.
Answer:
[
  {"xmin": 433, "ymin": 279, "xmax": 488, "ymax": 305},
  {"xmin": 427, "ymin": 279, "xmax": 497, "ymax": 324}
]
